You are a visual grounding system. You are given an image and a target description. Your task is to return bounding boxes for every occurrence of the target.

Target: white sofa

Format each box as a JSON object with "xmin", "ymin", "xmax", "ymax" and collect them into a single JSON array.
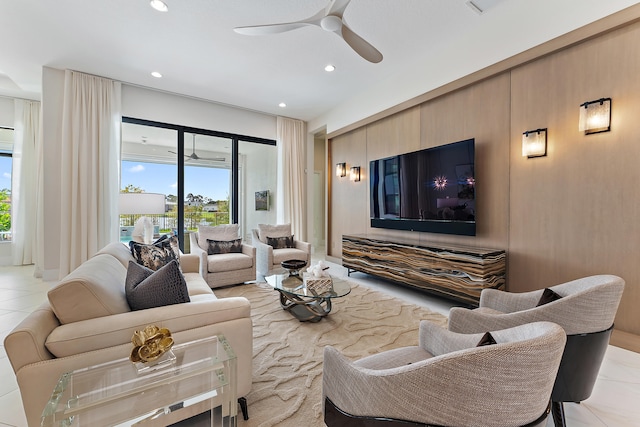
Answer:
[{"xmin": 4, "ymin": 242, "xmax": 253, "ymax": 426}]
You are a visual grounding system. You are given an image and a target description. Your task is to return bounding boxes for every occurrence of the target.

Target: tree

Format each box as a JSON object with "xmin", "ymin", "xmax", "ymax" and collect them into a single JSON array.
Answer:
[
  {"xmin": 121, "ymin": 184, "xmax": 144, "ymax": 193},
  {"xmin": 0, "ymin": 188, "xmax": 11, "ymax": 236}
]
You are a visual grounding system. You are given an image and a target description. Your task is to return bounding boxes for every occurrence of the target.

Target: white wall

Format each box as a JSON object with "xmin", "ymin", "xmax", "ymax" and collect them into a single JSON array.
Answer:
[
  {"xmin": 0, "ymin": 97, "xmax": 13, "ymax": 127},
  {"xmin": 122, "ymin": 85, "xmax": 276, "ymax": 140}
]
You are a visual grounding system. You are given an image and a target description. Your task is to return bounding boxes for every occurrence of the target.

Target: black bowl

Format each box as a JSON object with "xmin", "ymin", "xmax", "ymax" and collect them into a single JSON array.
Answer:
[{"xmin": 281, "ymin": 259, "xmax": 307, "ymax": 275}]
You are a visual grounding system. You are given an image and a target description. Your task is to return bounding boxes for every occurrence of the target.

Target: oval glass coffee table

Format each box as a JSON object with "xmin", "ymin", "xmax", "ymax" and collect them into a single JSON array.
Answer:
[{"xmin": 264, "ymin": 268, "xmax": 351, "ymax": 322}]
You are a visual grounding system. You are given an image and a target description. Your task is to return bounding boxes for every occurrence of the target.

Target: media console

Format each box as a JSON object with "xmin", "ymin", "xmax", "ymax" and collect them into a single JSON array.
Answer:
[{"xmin": 342, "ymin": 234, "xmax": 506, "ymax": 306}]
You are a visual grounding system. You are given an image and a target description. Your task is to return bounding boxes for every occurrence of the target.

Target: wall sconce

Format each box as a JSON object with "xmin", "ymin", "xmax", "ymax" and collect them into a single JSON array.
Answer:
[
  {"xmin": 522, "ymin": 128, "xmax": 547, "ymax": 158},
  {"xmin": 350, "ymin": 166, "xmax": 361, "ymax": 182},
  {"xmin": 336, "ymin": 162, "xmax": 346, "ymax": 177},
  {"xmin": 579, "ymin": 98, "xmax": 611, "ymax": 134}
]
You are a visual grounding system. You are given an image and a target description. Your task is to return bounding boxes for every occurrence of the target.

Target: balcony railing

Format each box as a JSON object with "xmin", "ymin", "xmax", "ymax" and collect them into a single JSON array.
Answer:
[{"xmin": 119, "ymin": 211, "xmax": 230, "ymax": 232}]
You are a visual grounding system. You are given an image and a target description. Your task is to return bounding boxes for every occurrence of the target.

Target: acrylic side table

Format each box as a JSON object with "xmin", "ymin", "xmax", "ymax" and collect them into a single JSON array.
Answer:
[{"xmin": 41, "ymin": 335, "xmax": 237, "ymax": 427}]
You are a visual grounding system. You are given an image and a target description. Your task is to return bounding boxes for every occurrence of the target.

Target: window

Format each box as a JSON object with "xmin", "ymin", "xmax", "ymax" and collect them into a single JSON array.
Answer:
[
  {"xmin": 0, "ymin": 127, "xmax": 13, "ymax": 242},
  {"xmin": 121, "ymin": 118, "xmax": 276, "ymax": 251}
]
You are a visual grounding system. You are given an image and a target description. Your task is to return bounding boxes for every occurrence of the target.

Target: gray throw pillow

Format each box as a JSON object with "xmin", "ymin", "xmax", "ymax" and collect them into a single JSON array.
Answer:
[
  {"xmin": 125, "ymin": 260, "xmax": 190, "ymax": 311},
  {"xmin": 267, "ymin": 235, "xmax": 294, "ymax": 249},
  {"xmin": 129, "ymin": 235, "xmax": 180, "ymax": 271},
  {"xmin": 207, "ymin": 238, "xmax": 242, "ymax": 255}
]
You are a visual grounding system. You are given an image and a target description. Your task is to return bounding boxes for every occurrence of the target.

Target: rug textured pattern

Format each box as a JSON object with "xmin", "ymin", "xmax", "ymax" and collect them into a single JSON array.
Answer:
[{"xmin": 214, "ymin": 281, "xmax": 449, "ymax": 427}]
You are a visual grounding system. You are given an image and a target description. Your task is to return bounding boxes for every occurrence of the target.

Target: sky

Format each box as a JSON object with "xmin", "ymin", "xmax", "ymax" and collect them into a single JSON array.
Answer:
[
  {"xmin": 0, "ymin": 156, "xmax": 11, "ymax": 192},
  {"xmin": 121, "ymin": 161, "xmax": 230, "ymax": 201},
  {"xmin": 0, "ymin": 157, "xmax": 231, "ymax": 201}
]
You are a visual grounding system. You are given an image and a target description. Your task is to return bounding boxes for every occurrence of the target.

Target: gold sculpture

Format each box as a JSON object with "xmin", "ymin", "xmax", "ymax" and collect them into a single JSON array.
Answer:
[{"xmin": 130, "ymin": 325, "xmax": 174, "ymax": 363}]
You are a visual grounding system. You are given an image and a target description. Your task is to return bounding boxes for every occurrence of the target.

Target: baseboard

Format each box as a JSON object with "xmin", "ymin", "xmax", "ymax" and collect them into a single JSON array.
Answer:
[{"xmin": 611, "ymin": 329, "xmax": 640, "ymax": 353}]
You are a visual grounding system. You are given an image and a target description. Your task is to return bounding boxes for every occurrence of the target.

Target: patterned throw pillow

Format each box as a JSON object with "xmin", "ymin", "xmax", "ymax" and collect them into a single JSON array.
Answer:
[
  {"xmin": 267, "ymin": 235, "xmax": 294, "ymax": 249},
  {"xmin": 125, "ymin": 260, "xmax": 190, "ymax": 311},
  {"xmin": 129, "ymin": 235, "xmax": 180, "ymax": 271},
  {"xmin": 207, "ymin": 238, "xmax": 243, "ymax": 255}
]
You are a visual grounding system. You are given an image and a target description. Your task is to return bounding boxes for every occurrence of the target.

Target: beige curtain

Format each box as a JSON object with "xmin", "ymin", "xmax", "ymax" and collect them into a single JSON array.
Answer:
[
  {"xmin": 58, "ymin": 71, "xmax": 121, "ymax": 277},
  {"xmin": 277, "ymin": 116, "xmax": 306, "ymax": 241},
  {"xmin": 11, "ymin": 100, "xmax": 42, "ymax": 267}
]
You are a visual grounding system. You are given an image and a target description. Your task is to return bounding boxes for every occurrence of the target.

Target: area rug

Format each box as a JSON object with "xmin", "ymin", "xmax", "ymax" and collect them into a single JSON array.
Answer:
[{"xmin": 214, "ymin": 281, "xmax": 449, "ymax": 427}]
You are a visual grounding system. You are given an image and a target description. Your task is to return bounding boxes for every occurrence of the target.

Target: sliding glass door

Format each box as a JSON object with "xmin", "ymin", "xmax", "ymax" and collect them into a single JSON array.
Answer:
[{"xmin": 121, "ymin": 118, "xmax": 275, "ymax": 251}]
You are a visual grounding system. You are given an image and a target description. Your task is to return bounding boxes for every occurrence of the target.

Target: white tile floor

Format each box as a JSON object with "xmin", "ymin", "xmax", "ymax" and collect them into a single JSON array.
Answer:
[{"xmin": 1, "ymin": 260, "xmax": 639, "ymax": 426}]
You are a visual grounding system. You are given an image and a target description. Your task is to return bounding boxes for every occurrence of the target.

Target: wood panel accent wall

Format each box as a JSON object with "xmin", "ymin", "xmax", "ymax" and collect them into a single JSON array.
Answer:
[
  {"xmin": 329, "ymin": 127, "xmax": 368, "ymax": 256},
  {"xmin": 509, "ymin": 22, "xmax": 640, "ymax": 344},
  {"xmin": 328, "ymin": 18, "xmax": 640, "ymax": 350},
  {"xmin": 419, "ymin": 74, "xmax": 511, "ymax": 250}
]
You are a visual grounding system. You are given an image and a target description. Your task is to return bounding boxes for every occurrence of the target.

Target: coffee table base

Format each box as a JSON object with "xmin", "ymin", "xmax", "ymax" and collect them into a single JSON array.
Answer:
[{"xmin": 277, "ymin": 290, "xmax": 333, "ymax": 322}]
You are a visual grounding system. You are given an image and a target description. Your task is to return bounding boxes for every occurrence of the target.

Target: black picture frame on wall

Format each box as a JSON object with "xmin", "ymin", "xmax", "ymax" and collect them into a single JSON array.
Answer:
[{"xmin": 255, "ymin": 190, "xmax": 269, "ymax": 211}]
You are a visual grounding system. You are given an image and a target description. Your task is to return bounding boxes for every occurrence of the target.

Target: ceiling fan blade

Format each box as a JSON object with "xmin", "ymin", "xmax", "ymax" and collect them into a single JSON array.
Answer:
[
  {"xmin": 340, "ymin": 24, "xmax": 383, "ymax": 63},
  {"xmin": 325, "ymin": 0, "xmax": 352, "ymax": 18},
  {"xmin": 234, "ymin": 22, "xmax": 315, "ymax": 35},
  {"xmin": 234, "ymin": 8, "xmax": 325, "ymax": 35},
  {"xmin": 168, "ymin": 150, "xmax": 191, "ymax": 159}
]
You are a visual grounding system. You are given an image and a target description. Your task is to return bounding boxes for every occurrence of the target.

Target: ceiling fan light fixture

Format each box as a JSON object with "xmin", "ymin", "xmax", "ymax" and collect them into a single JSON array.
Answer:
[
  {"xmin": 320, "ymin": 15, "xmax": 342, "ymax": 32},
  {"xmin": 150, "ymin": 0, "xmax": 168, "ymax": 12}
]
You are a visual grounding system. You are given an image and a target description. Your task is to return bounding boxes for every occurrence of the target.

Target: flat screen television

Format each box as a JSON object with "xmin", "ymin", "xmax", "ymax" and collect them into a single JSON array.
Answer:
[{"xmin": 369, "ymin": 138, "xmax": 475, "ymax": 236}]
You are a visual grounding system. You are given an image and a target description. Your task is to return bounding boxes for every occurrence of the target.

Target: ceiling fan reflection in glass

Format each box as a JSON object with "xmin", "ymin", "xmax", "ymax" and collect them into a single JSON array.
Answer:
[{"xmin": 168, "ymin": 134, "xmax": 226, "ymax": 162}]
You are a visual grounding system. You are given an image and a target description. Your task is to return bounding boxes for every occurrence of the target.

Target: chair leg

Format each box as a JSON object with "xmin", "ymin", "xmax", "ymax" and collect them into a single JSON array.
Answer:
[
  {"xmin": 238, "ymin": 397, "xmax": 249, "ymax": 420},
  {"xmin": 551, "ymin": 401, "xmax": 566, "ymax": 427}
]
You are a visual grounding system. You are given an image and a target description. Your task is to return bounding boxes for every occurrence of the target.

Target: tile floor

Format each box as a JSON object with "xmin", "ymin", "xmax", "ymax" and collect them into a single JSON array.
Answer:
[{"xmin": 1, "ymin": 260, "xmax": 639, "ymax": 426}]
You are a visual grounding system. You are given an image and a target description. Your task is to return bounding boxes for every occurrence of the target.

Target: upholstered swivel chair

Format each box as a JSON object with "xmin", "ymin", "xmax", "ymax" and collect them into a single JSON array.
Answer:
[
  {"xmin": 189, "ymin": 224, "xmax": 256, "ymax": 288},
  {"xmin": 323, "ymin": 320, "xmax": 567, "ymax": 427},
  {"xmin": 448, "ymin": 274, "xmax": 625, "ymax": 427},
  {"xmin": 251, "ymin": 223, "xmax": 311, "ymax": 277}
]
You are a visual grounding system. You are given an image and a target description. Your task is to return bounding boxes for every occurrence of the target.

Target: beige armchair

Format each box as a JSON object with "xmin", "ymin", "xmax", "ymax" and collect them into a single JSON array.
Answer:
[
  {"xmin": 189, "ymin": 224, "xmax": 256, "ymax": 288},
  {"xmin": 251, "ymin": 223, "xmax": 310, "ymax": 277},
  {"xmin": 323, "ymin": 321, "xmax": 566, "ymax": 427},
  {"xmin": 448, "ymin": 274, "xmax": 625, "ymax": 427}
]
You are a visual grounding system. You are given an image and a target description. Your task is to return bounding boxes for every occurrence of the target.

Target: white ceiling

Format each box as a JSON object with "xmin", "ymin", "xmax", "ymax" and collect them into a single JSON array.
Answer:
[{"xmin": 1, "ymin": 0, "xmax": 638, "ymax": 123}]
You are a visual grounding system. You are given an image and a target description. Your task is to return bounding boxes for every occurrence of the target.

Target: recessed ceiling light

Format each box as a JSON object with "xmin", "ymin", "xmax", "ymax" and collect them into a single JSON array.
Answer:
[
  {"xmin": 151, "ymin": 71, "xmax": 162, "ymax": 78},
  {"xmin": 278, "ymin": 102, "xmax": 287, "ymax": 108},
  {"xmin": 150, "ymin": 0, "xmax": 168, "ymax": 12},
  {"xmin": 325, "ymin": 64, "xmax": 336, "ymax": 72}
]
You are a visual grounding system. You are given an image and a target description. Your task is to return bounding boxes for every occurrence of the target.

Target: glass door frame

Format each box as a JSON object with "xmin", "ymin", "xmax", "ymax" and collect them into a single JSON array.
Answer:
[{"xmin": 122, "ymin": 117, "xmax": 276, "ymax": 251}]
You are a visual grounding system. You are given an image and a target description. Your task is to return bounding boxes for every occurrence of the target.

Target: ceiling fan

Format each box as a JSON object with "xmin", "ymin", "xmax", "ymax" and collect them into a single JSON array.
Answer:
[
  {"xmin": 169, "ymin": 135, "xmax": 226, "ymax": 162},
  {"xmin": 233, "ymin": 0, "xmax": 383, "ymax": 63}
]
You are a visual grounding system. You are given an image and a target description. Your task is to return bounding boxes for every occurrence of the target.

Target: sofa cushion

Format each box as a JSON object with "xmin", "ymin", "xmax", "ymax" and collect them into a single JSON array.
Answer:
[
  {"xmin": 125, "ymin": 260, "xmax": 190, "ymax": 311},
  {"xmin": 129, "ymin": 235, "xmax": 180, "ymax": 271},
  {"xmin": 267, "ymin": 235, "xmax": 294, "ymax": 249},
  {"xmin": 208, "ymin": 253, "xmax": 254, "ymax": 273},
  {"xmin": 272, "ymin": 247, "xmax": 308, "ymax": 265},
  {"xmin": 257, "ymin": 223, "xmax": 291, "ymax": 244},
  {"xmin": 182, "ymin": 272, "xmax": 217, "ymax": 296},
  {"xmin": 207, "ymin": 238, "xmax": 242, "ymax": 255},
  {"xmin": 48, "ymin": 254, "xmax": 130, "ymax": 324},
  {"xmin": 197, "ymin": 224, "xmax": 239, "ymax": 251}
]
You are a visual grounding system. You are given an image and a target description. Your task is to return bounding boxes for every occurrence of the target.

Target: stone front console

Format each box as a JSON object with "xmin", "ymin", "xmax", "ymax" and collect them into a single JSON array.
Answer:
[{"xmin": 342, "ymin": 234, "xmax": 506, "ymax": 306}]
